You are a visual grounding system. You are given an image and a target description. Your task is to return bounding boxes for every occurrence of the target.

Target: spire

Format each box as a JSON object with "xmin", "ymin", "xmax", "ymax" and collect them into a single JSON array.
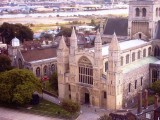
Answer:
[
  {"xmin": 109, "ymin": 32, "xmax": 120, "ymax": 51},
  {"xmin": 95, "ymin": 31, "xmax": 102, "ymax": 43},
  {"xmin": 70, "ymin": 27, "xmax": 77, "ymax": 48},
  {"xmin": 58, "ymin": 36, "xmax": 67, "ymax": 50}
]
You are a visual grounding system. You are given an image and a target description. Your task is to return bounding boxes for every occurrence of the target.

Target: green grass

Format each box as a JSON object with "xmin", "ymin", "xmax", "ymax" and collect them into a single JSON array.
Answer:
[{"xmin": 27, "ymin": 99, "xmax": 78, "ymax": 119}]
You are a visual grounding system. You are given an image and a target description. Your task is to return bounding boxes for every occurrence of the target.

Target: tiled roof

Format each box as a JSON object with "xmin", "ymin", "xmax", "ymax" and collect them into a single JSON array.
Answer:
[
  {"xmin": 21, "ymin": 47, "xmax": 57, "ymax": 62},
  {"xmin": 103, "ymin": 18, "xmax": 128, "ymax": 36}
]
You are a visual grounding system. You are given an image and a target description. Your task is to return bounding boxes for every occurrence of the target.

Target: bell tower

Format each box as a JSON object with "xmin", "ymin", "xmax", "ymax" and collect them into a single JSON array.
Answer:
[
  {"xmin": 128, "ymin": 0, "xmax": 160, "ymax": 39},
  {"xmin": 107, "ymin": 33, "xmax": 123, "ymax": 110}
]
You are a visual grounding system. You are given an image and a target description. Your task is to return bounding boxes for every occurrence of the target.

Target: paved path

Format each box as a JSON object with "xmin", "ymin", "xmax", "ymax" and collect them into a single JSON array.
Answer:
[
  {"xmin": 0, "ymin": 107, "xmax": 62, "ymax": 120},
  {"xmin": 76, "ymin": 105, "xmax": 111, "ymax": 120}
]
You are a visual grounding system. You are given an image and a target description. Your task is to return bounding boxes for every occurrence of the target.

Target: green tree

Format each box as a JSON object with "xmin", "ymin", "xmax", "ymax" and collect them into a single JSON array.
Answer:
[
  {"xmin": 89, "ymin": 19, "xmax": 96, "ymax": 26},
  {"xmin": 0, "ymin": 69, "xmax": 41, "ymax": 105},
  {"xmin": 0, "ymin": 54, "xmax": 12, "ymax": 72},
  {"xmin": 151, "ymin": 80, "xmax": 160, "ymax": 94},
  {"xmin": 0, "ymin": 22, "xmax": 33, "ymax": 44},
  {"xmin": 49, "ymin": 72, "xmax": 58, "ymax": 92},
  {"xmin": 56, "ymin": 26, "xmax": 72, "ymax": 37}
]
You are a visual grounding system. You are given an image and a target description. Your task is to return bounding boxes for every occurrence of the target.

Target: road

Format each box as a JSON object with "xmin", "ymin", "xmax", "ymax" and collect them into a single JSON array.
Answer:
[{"xmin": 0, "ymin": 107, "xmax": 62, "ymax": 120}]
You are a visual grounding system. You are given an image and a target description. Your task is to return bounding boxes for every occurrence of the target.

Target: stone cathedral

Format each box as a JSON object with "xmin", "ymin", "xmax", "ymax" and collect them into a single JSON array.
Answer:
[
  {"xmin": 7, "ymin": 0, "xmax": 160, "ymax": 110},
  {"xmin": 57, "ymin": 0, "xmax": 160, "ymax": 110}
]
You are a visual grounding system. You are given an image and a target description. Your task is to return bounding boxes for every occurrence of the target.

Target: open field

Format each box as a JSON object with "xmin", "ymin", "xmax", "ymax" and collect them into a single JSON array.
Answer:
[{"xmin": 0, "ymin": 16, "xmax": 87, "ymax": 25}]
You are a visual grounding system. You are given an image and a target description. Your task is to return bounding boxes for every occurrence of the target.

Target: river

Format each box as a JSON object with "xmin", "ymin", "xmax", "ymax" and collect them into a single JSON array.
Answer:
[{"xmin": 0, "ymin": 9, "xmax": 128, "ymax": 18}]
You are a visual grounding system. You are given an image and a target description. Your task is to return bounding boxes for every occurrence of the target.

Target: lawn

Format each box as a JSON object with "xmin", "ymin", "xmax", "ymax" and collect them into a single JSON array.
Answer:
[{"xmin": 26, "ymin": 99, "xmax": 78, "ymax": 119}]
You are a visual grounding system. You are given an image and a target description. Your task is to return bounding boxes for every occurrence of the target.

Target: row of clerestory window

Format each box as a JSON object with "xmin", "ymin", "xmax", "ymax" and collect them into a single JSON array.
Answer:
[
  {"xmin": 104, "ymin": 47, "xmax": 152, "ymax": 71},
  {"xmin": 128, "ymin": 77, "xmax": 143, "ymax": 93}
]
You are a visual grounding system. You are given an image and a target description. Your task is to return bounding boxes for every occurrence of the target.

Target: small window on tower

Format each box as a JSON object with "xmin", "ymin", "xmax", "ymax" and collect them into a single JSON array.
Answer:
[
  {"xmin": 69, "ymin": 94, "xmax": 71, "ymax": 99},
  {"xmin": 104, "ymin": 91, "xmax": 106, "ymax": 99},
  {"xmin": 69, "ymin": 84, "xmax": 71, "ymax": 91}
]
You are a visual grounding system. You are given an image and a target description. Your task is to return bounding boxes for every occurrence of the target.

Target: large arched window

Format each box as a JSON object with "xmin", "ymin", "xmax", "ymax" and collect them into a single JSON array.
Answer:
[
  {"xmin": 43, "ymin": 65, "xmax": 47, "ymax": 75},
  {"xmin": 105, "ymin": 61, "xmax": 108, "ymax": 72},
  {"xmin": 18, "ymin": 58, "xmax": 23, "ymax": 69},
  {"xmin": 142, "ymin": 8, "xmax": 146, "ymax": 17},
  {"xmin": 126, "ymin": 54, "xmax": 129, "ymax": 64},
  {"xmin": 136, "ymin": 8, "xmax": 140, "ymax": 17},
  {"xmin": 79, "ymin": 57, "xmax": 93, "ymax": 85},
  {"xmin": 132, "ymin": 52, "xmax": 135, "ymax": 62},
  {"xmin": 143, "ymin": 49, "xmax": 146, "ymax": 57},
  {"xmin": 138, "ymin": 50, "xmax": 141, "ymax": 59},
  {"xmin": 152, "ymin": 69, "xmax": 158, "ymax": 83},
  {"xmin": 36, "ymin": 67, "xmax": 40, "ymax": 77},
  {"xmin": 121, "ymin": 56, "xmax": 123, "ymax": 66},
  {"xmin": 148, "ymin": 47, "xmax": 151, "ymax": 56}
]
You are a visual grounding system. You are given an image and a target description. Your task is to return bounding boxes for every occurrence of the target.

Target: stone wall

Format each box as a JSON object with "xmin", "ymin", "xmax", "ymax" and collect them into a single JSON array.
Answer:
[{"xmin": 122, "ymin": 64, "xmax": 150, "ymax": 108}]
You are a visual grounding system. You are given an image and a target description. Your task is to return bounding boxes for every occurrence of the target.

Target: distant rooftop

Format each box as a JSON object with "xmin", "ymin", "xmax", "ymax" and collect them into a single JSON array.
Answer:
[{"xmin": 103, "ymin": 18, "xmax": 128, "ymax": 36}]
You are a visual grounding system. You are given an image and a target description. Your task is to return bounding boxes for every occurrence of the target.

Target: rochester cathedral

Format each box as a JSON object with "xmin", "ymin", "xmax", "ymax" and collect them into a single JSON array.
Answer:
[
  {"xmin": 7, "ymin": 0, "xmax": 160, "ymax": 110},
  {"xmin": 57, "ymin": 0, "xmax": 160, "ymax": 110}
]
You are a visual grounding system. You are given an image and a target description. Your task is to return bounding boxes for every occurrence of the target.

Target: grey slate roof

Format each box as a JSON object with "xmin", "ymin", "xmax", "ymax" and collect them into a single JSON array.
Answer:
[{"xmin": 103, "ymin": 18, "xmax": 128, "ymax": 36}]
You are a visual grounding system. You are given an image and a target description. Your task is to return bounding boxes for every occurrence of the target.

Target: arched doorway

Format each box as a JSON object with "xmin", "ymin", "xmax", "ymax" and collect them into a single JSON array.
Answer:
[{"xmin": 80, "ymin": 87, "xmax": 90, "ymax": 104}]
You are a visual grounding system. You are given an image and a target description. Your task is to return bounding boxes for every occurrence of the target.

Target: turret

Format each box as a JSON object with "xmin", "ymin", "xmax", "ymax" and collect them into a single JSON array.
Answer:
[
  {"xmin": 57, "ymin": 36, "xmax": 69, "ymax": 99},
  {"xmin": 8, "ymin": 37, "xmax": 20, "ymax": 66},
  {"xmin": 70, "ymin": 27, "xmax": 78, "ymax": 55},
  {"xmin": 107, "ymin": 33, "xmax": 123, "ymax": 110},
  {"xmin": 94, "ymin": 31, "xmax": 102, "ymax": 67}
]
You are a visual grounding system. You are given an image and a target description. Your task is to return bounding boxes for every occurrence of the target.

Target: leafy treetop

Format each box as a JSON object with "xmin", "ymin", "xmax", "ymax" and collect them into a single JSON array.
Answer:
[
  {"xmin": 0, "ymin": 22, "xmax": 33, "ymax": 44},
  {"xmin": 0, "ymin": 54, "xmax": 12, "ymax": 72},
  {"xmin": 0, "ymin": 69, "xmax": 41, "ymax": 105}
]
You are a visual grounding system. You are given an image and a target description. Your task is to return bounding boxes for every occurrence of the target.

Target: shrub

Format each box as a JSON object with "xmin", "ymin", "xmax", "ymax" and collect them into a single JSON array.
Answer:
[
  {"xmin": 151, "ymin": 80, "xmax": 160, "ymax": 94},
  {"xmin": 61, "ymin": 99, "xmax": 80, "ymax": 113},
  {"xmin": 98, "ymin": 114, "xmax": 112, "ymax": 120}
]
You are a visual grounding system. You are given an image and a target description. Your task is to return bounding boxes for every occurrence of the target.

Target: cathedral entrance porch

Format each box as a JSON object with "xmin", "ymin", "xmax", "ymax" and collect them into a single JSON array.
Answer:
[
  {"xmin": 85, "ymin": 93, "xmax": 90, "ymax": 104},
  {"xmin": 80, "ymin": 87, "xmax": 91, "ymax": 105}
]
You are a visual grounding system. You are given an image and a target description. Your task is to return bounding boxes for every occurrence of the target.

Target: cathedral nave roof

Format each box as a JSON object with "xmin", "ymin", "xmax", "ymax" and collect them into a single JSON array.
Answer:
[{"xmin": 95, "ymin": 39, "xmax": 148, "ymax": 56}]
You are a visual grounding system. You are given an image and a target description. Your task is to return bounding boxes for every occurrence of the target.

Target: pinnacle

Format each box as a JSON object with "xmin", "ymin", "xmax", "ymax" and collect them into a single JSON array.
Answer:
[
  {"xmin": 95, "ymin": 31, "xmax": 102, "ymax": 43},
  {"xmin": 58, "ymin": 36, "xmax": 67, "ymax": 49},
  {"xmin": 109, "ymin": 32, "xmax": 120, "ymax": 51}
]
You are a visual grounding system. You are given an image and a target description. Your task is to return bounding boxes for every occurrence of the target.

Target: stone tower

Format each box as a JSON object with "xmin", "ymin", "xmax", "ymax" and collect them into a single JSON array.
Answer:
[
  {"xmin": 57, "ymin": 36, "xmax": 69, "ymax": 99},
  {"xmin": 68, "ymin": 28, "xmax": 78, "ymax": 101},
  {"xmin": 94, "ymin": 31, "xmax": 103, "ymax": 81},
  {"xmin": 8, "ymin": 37, "xmax": 20, "ymax": 66},
  {"xmin": 128, "ymin": 0, "xmax": 160, "ymax": 39},
  {"xmin": 107, "ymin": 33, "xmax": 123, "ymax": 110}
]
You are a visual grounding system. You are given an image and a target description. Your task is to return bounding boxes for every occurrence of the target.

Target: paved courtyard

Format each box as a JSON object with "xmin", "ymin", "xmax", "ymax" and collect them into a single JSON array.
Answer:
[
  {"xmin": 0, "ymin": 107, "xmax": 61, "ymax": 120},
  {"xmin": 76, "ymin": 105, "xmax": 111, "ymax": 120}
]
